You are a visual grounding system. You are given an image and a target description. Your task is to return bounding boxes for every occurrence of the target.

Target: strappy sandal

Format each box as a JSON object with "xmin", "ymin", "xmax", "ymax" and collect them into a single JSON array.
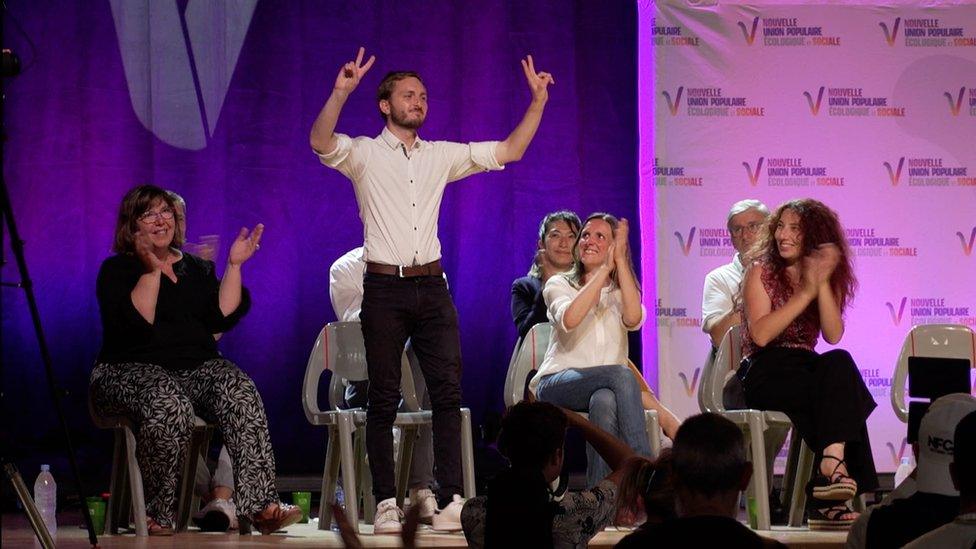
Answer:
[
  {"xmin": 147, "ymin": 517, "xmax": 174, "ymax": 536},
  {"xmin": 809, "ymin": 455, "xmax": 858, "ymax": 501},
  {"xmin": 251, "ymin": 502, "xmax": 302, "ymax": 535},
  {"xmin": 808, "ymin": 504, "xmax": 857, "ymax": 531}
]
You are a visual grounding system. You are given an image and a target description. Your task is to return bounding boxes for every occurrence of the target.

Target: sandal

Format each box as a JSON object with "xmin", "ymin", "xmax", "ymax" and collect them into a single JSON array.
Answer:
[
  {"xmin": 809, "ymin": 456, "xmax": 857, "ymax": 501},
  {"xmin": 808, "ymin": 505, "xmax": 857, "ymax": 530},
  {"xmin": 251, "ymin": 502, "xmax": 303, "ymax": 535},
  {"xmin": 147, "ymin": 517, "xmax": 174, "ymax": 536}
]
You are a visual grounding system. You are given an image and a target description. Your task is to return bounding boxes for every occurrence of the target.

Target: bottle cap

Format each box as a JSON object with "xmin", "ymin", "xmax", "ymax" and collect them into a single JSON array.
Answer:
[{"xmin": 41, "ymin": 464, "xmax": 50, "ymax": 472}]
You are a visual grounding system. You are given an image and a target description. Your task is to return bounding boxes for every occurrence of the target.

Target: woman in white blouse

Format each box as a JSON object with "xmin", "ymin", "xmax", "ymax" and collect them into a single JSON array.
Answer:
[{"xmin": 529, "ymin": 213, "xmax": 677, "ymax": 487}]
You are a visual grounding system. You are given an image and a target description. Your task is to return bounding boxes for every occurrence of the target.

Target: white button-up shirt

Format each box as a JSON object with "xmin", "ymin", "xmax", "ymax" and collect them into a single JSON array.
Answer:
[
  {"xmin": 318, "ymin": 128, "xmax": 503, "ymax": 266},
  {"xmin": 329, "ymin": 247, "xmax": 365, "ymax": 322},
  {"xmin": 701, "ymin": 254, "xmax": 745, "ymax": 334},
  {"xmin": 529, "ymin": 275, "xmax": 646, "ymax": 393}
]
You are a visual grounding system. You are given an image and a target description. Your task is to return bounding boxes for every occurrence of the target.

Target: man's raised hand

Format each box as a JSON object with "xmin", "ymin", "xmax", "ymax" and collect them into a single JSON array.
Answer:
[
  {"xmin": 334, "ymin": 47, "xmax": 376, "ymax": 96},
  {"xmin": 521, "ymin": 55, "xmax": 554, "ymax": 103}
]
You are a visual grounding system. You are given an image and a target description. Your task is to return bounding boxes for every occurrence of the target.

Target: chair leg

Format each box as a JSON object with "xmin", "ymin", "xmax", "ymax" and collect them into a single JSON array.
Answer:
[
  {"xmin": 106, "ymin": 429, "xmax": 128, "ymax": 534},
  {"xmin": 644, "ymin": 410, "xmax": 661, "ymax": 459},
  {"xmin": 123, "ymin": 425, "xmax": 149, "ymax": 537},
  {"xmin": 745, "ymin": 415, "xmax": 771, "ymax": 530},
  {"xmin": 789, "ymin": 439, "xmax": 815, "ymax": 528},
  {"xmin": 395, "ymin": 426, "xmax": 416, "ymax": 509},
  {"xmin": 175, "ymin": 425, "xmax": 208, "ymax": 532},
  {"xmin": 461, "ymin": 409, "xmax": 476, "ymax": 498},
  {"xmin": 781, "ymin": 432, "xmax": 801, "ymax": 509},
  {"xmin": 338, "ymin": 413, "xmax": 361, "ymax": 532},
  {"xmin": 319, "ymin": 426, "xmax": 341, "ymax": 531}
]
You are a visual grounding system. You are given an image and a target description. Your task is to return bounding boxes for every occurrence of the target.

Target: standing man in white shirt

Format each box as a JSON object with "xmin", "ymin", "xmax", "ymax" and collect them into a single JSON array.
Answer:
[
  {"xmin": 310, "ymin": 47, "xmax": 553, "ymax": 534},
  {"xmin": 701, "ymin": 199, "xmax": 769, "ymax": 348}
]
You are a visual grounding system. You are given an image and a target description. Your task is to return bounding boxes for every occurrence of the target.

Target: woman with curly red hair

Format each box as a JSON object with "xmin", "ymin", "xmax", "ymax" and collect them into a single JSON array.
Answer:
[{"xmin": 738, "ymin": 198, "xmax": 877, "ymax": 529}]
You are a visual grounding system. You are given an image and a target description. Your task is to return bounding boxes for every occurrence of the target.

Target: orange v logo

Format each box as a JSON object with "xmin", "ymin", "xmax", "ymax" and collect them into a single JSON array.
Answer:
[
  {"xmin": 957, "ymin": 227, "xmax": 976, "ymax": 256},
  {"xmin": 678, "ymin": 368, "xmax": 702, "ymax": 397},
  {"xmin": 742, "ymin": 157, "xmax": 764, "ymax": 186},
  {"xmin": 663, "ymin": 87, "xmax": 684, "ymax": 116},
  {"xmin": 945, "ymin": 87, "xmax": 966, "ymax": 116},
  {"xmin": 738, "ymin": 17, "xmax": 760, "ymax": 45},
  {"xmin": 804, "ymin": 87, "xmax": 825, "ymax": 115},
  {"xmin": 674, "ymin": 227, "xmax": 697, "ymax": 256},
  {"xmin": 884, "ymin": 157, "xmax": 905, "ymax": 186},
  {"xmin": 886, "ymin": 297, "xmax": 908, "ymax": 326},
  {"xmin": 880, "ymin": 18, "xmax": 901, "ymax": 46}
]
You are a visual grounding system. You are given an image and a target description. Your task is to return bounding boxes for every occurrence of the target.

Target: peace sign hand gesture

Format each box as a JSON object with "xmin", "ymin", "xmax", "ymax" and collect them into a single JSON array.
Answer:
[
  {"xmin": 334, "ymin": 47, "xmax": 376, "ymax": 96},
  {"xmin": 521, "ymin": 55, "xmax": 555, "ymax": 103}
]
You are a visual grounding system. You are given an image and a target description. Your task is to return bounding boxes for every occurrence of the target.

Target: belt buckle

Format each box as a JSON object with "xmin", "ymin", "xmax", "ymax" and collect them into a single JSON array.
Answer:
[{"xmin": 397, "ymin": 265, "xmax": 405, "ymax": 278}]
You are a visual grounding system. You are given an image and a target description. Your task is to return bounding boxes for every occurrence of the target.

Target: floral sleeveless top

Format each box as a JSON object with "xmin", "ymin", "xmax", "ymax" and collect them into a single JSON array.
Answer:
[{"xmin": 740, "ymin": 260, "xmax": 819, "ymax": 358}]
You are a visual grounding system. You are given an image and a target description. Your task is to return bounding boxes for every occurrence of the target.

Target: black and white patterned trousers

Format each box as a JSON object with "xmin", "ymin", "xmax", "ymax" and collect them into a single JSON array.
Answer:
[{"xmin": 90, "ymin": 359, "xmax": 279, "ymax": 526}]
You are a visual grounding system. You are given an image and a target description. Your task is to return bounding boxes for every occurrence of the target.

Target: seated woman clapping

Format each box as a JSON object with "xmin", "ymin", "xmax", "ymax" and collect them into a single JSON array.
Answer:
[
  {"xmin": 529, "ymin": 213, "xmax": 679, "ymax": 487},
  {"xmin": 89, "ymin": 185, "xmax": 300, "ymax": 535}
]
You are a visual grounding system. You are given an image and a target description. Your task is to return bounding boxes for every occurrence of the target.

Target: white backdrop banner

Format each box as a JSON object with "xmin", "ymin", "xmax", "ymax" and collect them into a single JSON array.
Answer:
[{"xmin": 640, "ymin": 1, "xmax": 976, "ymax": 472}]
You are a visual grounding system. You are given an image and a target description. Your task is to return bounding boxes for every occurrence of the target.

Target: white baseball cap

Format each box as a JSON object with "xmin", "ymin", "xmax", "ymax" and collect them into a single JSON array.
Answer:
[{"xmin": 917, "ymin": 393, "xmax": 976, "ymax": 496}]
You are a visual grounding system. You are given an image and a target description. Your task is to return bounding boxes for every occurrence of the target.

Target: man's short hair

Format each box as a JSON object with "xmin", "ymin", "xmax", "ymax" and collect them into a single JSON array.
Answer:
[
  {"xmin": 726, "ymin": 199, "xmax": 769, "ymax": 231},
  {"xmin": 952, "ymin": 410, "xmax": 976, "ymax": 495},
  {"xmin": 376, "ymin": 71, "xmax": 423, "ymax": 122},
  {"xmin": 498, "ymin": 401, "xmax": 567, "ymax": 471},
  {"xmin": 672, "ymin": 413, "xmax": 748, "ymax": 496}
]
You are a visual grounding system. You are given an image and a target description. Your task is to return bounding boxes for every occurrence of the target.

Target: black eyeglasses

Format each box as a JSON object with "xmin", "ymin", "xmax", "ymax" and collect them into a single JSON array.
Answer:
[{"xmin": 138, "ymin": 208, "xmax": 175, "ymax": 224}]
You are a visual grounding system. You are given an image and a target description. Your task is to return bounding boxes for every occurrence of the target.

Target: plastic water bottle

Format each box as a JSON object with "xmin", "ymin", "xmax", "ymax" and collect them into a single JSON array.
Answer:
[
  {"xmin": 893, "ymin": 456, "xmax": 914, "ymax": 488},
  {"xmin": 34, "ymin": 464, "xmax": 57, "ymax": 536}
]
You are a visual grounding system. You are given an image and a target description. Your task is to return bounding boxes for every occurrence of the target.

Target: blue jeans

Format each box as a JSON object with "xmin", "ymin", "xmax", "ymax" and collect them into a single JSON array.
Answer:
[{"xmin": 535, "ymin": 364, "xmax": 651, "ymax": 487}]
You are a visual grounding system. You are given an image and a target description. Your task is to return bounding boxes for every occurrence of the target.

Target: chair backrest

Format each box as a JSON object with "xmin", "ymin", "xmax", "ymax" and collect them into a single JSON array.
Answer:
[
  {"xmin": 303, "ymin": 321, "xmax": 370, "ymax": 423},
  {"xmin": 699, "ymin": 324, "xmax": 742, "ymax": 413},
  {"xmin": 504, "ymin": 322, "xmax": 553, "ymax": 408},
  {"xmin": 891, "ymin": 323, "xmax": 975, "ymax": 422}
]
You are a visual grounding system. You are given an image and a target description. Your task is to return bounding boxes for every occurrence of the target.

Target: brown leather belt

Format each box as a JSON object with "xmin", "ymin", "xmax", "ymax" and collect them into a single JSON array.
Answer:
[{"xmin": 365, "ymin": 260, "xmax": 444, "ymax": 278}]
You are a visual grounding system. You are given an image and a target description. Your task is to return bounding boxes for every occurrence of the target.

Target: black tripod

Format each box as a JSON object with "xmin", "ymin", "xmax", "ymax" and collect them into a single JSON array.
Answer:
[{"xmin": 1, "ymin": 47, "xmax": 98, "ymax": 548}]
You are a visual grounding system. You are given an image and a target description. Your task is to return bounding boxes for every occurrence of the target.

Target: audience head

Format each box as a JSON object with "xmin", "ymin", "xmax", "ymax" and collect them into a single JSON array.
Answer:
[
  {"xmin": 113, "ymin": 184, "xmax": 184, "ymax": 253},
  {"xmin": 951, "ymin": 410, "xmax": 976, "ymax": 500},
  {"xmin": 376, "ymin": 71, "xmax": 426, "ymax": 127},
  {"xmin": 918, "ymin": 393, "xmax": 976, "ymax": 496},
  {"xmin": 616, "ymin": 452, "xmax": 676, "ymax": 525},
  {"xmin": 671, "ymin": 413, "xmax": 751, "ymax": 501},
  {"xmin": 529, "ymin": 210, "xmax": 581, "ymax": 278},
  {"xmin": 566, "ymin": 212, "xmax": 631, "ymax": 288},
  {"xmin": 498, "ymin": 401, "xmax": 567, "ymax": 482},
  {"xmin": 752, "ymin": 198, "xmax": 856, "ymax": 310},
  {"xmin": 166, "ymin": 190, "xmax": 187, "ymax": 245},
  {"xmin": 726, "ymin": 199, "xmax": 769, "ymax": 256}
]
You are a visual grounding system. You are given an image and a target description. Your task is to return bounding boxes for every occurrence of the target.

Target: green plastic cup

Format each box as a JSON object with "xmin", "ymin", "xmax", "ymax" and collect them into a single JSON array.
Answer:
[
  {"xmin": 292, "ymin": 491, "xmax": 311, "ymax": 524},
  {"xmin": 85, "ymin": 496, "xmax": 106, "ymax": 535}
]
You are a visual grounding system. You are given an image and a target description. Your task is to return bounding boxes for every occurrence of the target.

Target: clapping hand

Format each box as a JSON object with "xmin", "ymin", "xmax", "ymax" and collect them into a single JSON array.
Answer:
[
  {"xmin": 521, "ymin": 55, "xmax": 554, "ymax": 103},
  {"xmin": 227, "ymin": 224, "xmax": 264, "ymax": 266},
  {"xmin": 334, "ymin": 47, "xmax": 376, "ymax": 96},
  {"xmin": 613, "ymin": 219, "xmax": 630, "ymax": 263},
  {"xmin": 133, "ymin": 229, "xmax": 165, "ymax": 273},
  {"xmin": 802, "ymin": 243, "xmax": 840, "ymax": 292}
]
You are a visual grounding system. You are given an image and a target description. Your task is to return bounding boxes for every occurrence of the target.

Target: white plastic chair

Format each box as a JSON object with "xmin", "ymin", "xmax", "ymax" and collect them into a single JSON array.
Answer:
[
  {"xmin": 503, "ymin": 322, "xmax": 662, "ymax": 459},
  {"xmin": 302, "ymin": 321, "xmax": 476, "ymax": 533},
  {"xmin": 698, "ymin": 325, "xmax": 813, "ymax": 529},
  {"xmin": 891, "ymin": 324, "xmax": 975, "ymax": 422},
  {"xmin": 89, "ymin": 394, "xmax": 213, "ymax": 535}
]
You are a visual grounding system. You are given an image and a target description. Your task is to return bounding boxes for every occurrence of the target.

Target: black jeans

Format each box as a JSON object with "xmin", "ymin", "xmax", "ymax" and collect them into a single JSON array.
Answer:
[{"xmin": 360, "ymin": 272, "xmax": 462, "ymax": 506}]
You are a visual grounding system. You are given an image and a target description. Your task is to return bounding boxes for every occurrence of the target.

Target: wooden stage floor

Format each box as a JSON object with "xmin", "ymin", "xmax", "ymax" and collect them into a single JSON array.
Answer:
[{"xmin": 2, "ymin": 512, "xmax": 848, "ymax": 548}]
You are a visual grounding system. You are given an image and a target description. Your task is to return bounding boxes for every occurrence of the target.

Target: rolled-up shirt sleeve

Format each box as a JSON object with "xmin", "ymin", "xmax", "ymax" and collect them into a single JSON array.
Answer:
[
  {"xmin": 544, "ymin": 276, "xmax": 577, "ymax": 333},
  {"xmin": 445, "ymin": 141, "xmax": 504, "ymax": 183},
  {"xmin": 317, "ymin": 133, "xmax": 367, "ymax": 180},
  {"xmin": 624, "ymin": 303, "xmax": 647, "ymax": 331}
]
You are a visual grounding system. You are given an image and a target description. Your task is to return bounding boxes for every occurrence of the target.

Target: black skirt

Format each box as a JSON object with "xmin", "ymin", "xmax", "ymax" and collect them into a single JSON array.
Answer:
[{"xmin": 743, "ymin": 346, "xmax": 879, "ymax": 494}]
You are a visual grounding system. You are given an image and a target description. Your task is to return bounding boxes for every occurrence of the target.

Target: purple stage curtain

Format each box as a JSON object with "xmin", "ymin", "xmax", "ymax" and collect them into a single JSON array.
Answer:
[{"xmin": 1, "ymin": 0, "xmax": 637, "ymax": 476}]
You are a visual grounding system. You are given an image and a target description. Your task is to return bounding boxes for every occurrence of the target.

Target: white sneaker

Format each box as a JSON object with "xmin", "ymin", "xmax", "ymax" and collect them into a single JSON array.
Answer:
[
  {"xmin": 407, "ymin": 488, "xmax": 438, "ymax": 524},
  {"xmin": 192, "ymin": 498, "xmax": 239, "ymax": 531},
  {"xmin": 373, "ymin": 497, "xmax": 403, "ymax": 535},
  {"xmin": 431, "ymin": 494, "xmax": 464, "ymax": 532}
]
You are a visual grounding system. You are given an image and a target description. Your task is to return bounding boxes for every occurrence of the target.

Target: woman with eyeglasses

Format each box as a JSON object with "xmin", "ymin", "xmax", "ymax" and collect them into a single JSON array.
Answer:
[
  {"xmin": 738, "ymin": 198, "xmax": 877, "ymax": 530},
  {"xmin": 89, "ymin": 185, "xmax": 300, "ymax": 535}
]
